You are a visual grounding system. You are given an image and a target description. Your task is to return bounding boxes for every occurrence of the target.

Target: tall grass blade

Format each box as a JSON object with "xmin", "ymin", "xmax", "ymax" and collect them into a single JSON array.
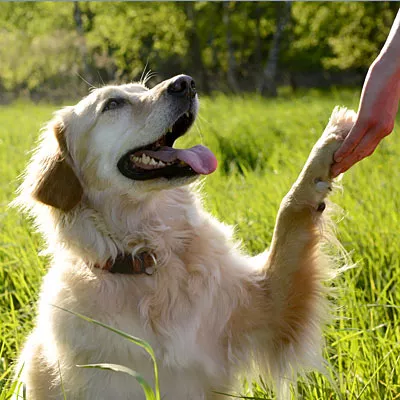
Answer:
[
  {"xmin": 52, "ymin": 305, "xmax": 160, "ymax": 400},
  {"xmin": 78, "ymin": 363, "xmax": 156, "ymax": 400}
]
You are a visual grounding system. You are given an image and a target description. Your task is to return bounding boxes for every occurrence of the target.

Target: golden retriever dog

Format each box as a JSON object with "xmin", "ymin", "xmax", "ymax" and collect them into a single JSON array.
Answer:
[{"xmin": 14, "ymin": 75, "xmax": 355, "ymax": 400}]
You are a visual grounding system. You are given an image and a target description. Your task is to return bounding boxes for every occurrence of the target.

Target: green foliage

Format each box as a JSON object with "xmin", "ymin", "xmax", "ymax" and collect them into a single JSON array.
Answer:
[
  {"xmin": 0, "ymin": 3, "xmax": 81, "ymax": 92},
  {"xmin": 0, "ymin": 2, "xmax": 399, "ymax": 96},
  {"xmin": 86, "ymin": 2, "xmax": 189, "ymax": 80},
  {"xmin": 287, "ymin": 2, "xmax": 398, "ymax": 72},
  {"xmin": 0, "ymin": 29, "xmax": 82, "ymax": 92},
  {"xmin": 287, "ymin": 3, "xmax": 339, "ymax": 71},
  {"xmin": 324, "ymin": 2, "xmax": 398, "ymax": 70}
]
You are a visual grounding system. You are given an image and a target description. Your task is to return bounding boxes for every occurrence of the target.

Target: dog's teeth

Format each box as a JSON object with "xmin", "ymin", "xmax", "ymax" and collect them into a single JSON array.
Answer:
[
  {"xmin": 149, "ymin": 159, "xmax": 157, "ymax": 166},
  {"xmin": 130, "ymin": 155, "xmax": 140, "ymax": 163},
  {"xmin": 142, "ymin": 155, "xmax": 150, "ymax": 164},
  {"xmin": 168, "ymin": 127, "xmax": 173, "ymax": 133},
  {"xmin": 158, "ymin": 161, "xmax": 166, "ymax": 167},
  {"xmin": 185, "ymin": 112, "xmax": 190, "ymax": 118}
]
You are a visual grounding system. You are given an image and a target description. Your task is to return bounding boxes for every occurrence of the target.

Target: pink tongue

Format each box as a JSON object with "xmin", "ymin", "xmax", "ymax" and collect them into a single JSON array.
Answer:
[{"xmin": 142, "ymin": 145, "xmax": 218, "ymax": 175}]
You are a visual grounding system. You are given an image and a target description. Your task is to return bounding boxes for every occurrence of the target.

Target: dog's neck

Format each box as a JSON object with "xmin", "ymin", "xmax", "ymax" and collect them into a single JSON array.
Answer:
[{"xmin": 47, "ymin": 186, "xmax": 203, "ymax": 268}]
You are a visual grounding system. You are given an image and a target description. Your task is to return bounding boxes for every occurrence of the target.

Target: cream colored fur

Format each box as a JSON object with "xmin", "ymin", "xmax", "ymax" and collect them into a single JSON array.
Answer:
[{"xmin": 13, "ymin": 76, "xmax": 356, "ymax": 400}]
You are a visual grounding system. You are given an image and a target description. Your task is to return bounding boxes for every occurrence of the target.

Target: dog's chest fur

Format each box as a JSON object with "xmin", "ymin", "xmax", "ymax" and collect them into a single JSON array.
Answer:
[{"xmin": 31, "ymin": 187, "xmax": 250, "ymax": 398}]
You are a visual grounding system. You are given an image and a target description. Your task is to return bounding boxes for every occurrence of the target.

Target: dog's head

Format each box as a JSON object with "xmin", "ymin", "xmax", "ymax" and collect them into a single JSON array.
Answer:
[{"xmin": 21, "ymin": 75, "xmax": 217, "ymax": 212}]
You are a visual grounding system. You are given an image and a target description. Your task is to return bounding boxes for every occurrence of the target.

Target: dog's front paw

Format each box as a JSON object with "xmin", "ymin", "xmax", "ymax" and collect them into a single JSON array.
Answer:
[
  {"xmin": 288, "ymin": 107, "xmax": 356, "ymax": 210},
  {"xmin": 310, "ymin": 107, "xmax": 356, "ymax": 175}
]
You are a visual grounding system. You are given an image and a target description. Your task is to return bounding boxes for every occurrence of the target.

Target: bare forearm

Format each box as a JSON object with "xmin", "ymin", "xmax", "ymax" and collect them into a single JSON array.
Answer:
[
  {"xmin": 375, "ymin": 10, "xmax": 400, "ymax": 80},
  {"xmin": 332, "ymin": 9, "xmax": 400, "ymax": 176},
  {"xmin": 381, "ymin": 10, "xmax": 400, "ymax": 58}
]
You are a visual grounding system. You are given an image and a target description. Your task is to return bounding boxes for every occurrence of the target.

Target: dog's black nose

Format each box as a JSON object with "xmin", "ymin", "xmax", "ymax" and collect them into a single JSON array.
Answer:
[{"xmin": 167, "ymin": 75, "xmax": 196, "ymax": 98}]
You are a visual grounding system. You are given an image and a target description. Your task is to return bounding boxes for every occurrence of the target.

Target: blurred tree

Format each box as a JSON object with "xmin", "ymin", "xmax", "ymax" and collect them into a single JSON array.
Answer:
[
  {"xmin": 0, "ymin": 1, "xmax": 398, "ymax": 99},
  {"xmin": 324, "ymin": 2, "xmax": 398, "ymax": 70},
  {"xmin": 86, "ymin": 2, "xmax": 188, "ymax": 82},
  {"xmin": 183, "ymin": 2, "xmax": 209, "ymax": 94},
  {"xmin": 73, "ymin": 2, "xmax": 92, "ymax": 83},
  {"xmin": 223, "ymin": 2, "xmax": 239, "ymax": 92},
  {"xmin": 258, "ymin": 1, "xmax": 292, "ymax": 96},
  {"xmin": 0, "ymin": 2, "xmax": 83, "ymax": 97},
  {"xmin": 284, "ymin": 2, "xmax": 398, "ymax": 74}
]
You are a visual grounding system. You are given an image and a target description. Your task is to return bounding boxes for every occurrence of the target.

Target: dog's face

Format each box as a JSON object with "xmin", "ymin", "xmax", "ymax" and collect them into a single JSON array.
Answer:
[{"xmin": 27, "ymin": 75, "xmax": 217, "ymax": 211}]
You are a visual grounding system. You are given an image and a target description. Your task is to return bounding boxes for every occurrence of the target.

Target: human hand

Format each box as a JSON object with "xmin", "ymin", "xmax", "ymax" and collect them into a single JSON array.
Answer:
[{"xmin": 332, "ymin": 57, "xmax": 400, "ymax": 177}]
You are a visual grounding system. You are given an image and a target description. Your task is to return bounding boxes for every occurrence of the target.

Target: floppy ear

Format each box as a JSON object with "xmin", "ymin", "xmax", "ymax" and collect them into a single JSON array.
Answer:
[{"xmin": 32, "ymin": 122, "xmax": 83, "ymax": 211}]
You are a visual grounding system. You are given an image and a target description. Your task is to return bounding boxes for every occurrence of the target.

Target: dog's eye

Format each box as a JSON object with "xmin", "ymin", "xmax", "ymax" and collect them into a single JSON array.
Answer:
[{"xmin": 102, "ymin": 98, "xmax": 126, "ymax": 112}]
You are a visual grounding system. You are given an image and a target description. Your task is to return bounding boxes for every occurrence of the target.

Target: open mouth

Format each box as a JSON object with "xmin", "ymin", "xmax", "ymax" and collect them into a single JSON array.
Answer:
[{"xmin": 117, "ymin": 111, "xmax": 218, "ymax": 181}]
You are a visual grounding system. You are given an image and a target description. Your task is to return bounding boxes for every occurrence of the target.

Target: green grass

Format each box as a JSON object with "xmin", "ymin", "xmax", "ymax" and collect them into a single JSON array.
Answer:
[{"xmin": 1, "ymin": 89, "xmax": 399, "ymax": 399}]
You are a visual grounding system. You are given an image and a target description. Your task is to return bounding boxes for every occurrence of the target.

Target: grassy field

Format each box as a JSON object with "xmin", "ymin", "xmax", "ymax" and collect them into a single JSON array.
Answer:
[{"xmin": 0, "ymin": 89, "xmax": 399, "ymax": 399}]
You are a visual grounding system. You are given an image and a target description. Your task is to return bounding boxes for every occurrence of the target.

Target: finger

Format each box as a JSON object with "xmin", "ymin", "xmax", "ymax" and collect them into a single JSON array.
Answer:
[
  {"xmin": 331, "ymin": 126, "xmax": 383, "ymax": 177},
  {"xmin": 334, "ymin": 123, "xmax": 367, "ymax": 162},
  {"xmin": 331, "ymin": 157, "xmax": 356, "ymax": 178},
  {"xmin": 332, "ymin": 136, "xmax": 380, "ymax": 177}
]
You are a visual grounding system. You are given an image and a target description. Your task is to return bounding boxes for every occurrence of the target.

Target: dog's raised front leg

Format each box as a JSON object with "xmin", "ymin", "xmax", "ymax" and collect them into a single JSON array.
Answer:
[
  {"xmin": 244, "ymin": 108, "xmax": 356, "ymax": 384},
  {"xmin": 265, "ymin": 125, "xmax": 342, "ymax": 340}
]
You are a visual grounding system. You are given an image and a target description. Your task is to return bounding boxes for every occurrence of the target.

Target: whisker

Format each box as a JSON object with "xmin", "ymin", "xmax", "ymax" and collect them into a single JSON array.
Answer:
[
  {"xmin": 76, "ymin": 73, "xmax": 97, "ymax": 91},
  {"xmin": 193, "ymin": 120, "xmax": 204, "ymax": 143},
  {"xmin": 139, "ymin": 60, "xmax": 150, "ymax": 84},
  {"xmin": 196, "ymin": 114, "xmax": 211, "ymax": 126},
  {"xmin": 97, "ymin": 71, "xmax": 105, "ymax": 87},
  {"xmin": 143, "ymin": 70, "xmax": 158, "ymax": 86}
]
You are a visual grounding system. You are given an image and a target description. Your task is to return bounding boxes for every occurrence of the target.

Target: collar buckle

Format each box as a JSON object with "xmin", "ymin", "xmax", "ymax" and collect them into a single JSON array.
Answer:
[{"xmin": 94, "ymin": 251, "xmax": 157, "ymax": 275}]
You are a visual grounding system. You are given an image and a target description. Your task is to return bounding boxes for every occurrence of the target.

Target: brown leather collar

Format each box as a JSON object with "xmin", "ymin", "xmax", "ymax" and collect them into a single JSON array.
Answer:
[{"xmin": 94, "ymin": 252, "xmax": 156, "ymax": 275}]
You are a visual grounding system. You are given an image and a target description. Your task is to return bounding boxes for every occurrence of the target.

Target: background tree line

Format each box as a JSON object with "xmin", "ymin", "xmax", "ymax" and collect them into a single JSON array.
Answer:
[{"xmin": 0, "ymin": 1, "xmax": 398, "ymax": 101}]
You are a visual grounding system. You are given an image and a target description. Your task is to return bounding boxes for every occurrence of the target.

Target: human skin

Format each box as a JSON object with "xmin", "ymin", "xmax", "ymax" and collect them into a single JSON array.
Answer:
[{"xmin": 331, "ymin": 10, "xmax": 400, "ymax": 177}]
